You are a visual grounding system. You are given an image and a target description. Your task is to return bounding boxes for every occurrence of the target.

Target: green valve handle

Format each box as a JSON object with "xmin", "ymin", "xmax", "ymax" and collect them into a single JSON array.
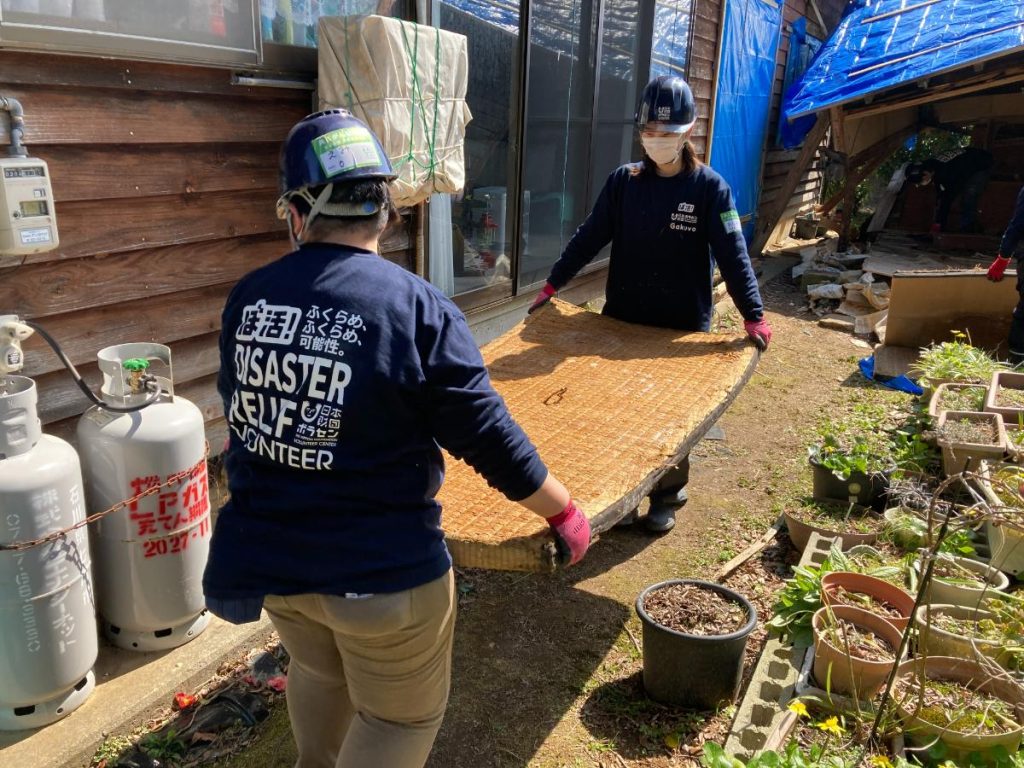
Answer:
[{"xmin": 122, "ymin": 358, "xmax": 150, "ymax": 372}]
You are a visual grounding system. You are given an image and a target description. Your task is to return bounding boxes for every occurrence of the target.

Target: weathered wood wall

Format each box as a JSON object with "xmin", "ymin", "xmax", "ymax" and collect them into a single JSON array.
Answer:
[
  {"xmin": 686, "ymin": 0, "xmax": 719, "ymax": 159},
  {"xmin": 0, "ymin": 51, "xmax": 415, "ymax": 450},
  {"xmin": 756, "ymin": 0, "xmax": 847, "ymax": 246},
  {"xmin": 688, "ymin": 0, "xmax": 845, "ymax": 248}
]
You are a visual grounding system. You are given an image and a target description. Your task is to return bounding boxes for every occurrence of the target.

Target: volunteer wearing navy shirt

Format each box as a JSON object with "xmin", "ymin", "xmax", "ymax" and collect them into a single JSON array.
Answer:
[
  {"xmin": 529, "ymin": 76, "xmax": 771, "ymax": 533},
  {"xmin": 203, "ymin": 110, "xmax": 590, "ymax": 768},
  {"xmin": 985, "ymin": 185, "xmax": 1024, "ymax": 363}
]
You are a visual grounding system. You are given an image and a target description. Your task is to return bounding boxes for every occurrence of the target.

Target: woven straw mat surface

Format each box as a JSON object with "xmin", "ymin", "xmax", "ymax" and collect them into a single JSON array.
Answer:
[{"xmin": 437, "ymin": 299, "xmax": 758, "ymax": 571}]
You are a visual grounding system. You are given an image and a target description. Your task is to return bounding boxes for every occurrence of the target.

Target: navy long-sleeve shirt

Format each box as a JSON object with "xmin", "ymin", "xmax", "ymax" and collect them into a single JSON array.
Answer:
[
  {"xmin": 204, "ymin": 243, "xmax": 548, "ymax": 601},
  {"xmin": 548, "ymin": 163, "xmax": 764, "ymax": 331},
  {"xmin": 1001, "ymin": 186, "xmax": 1024, "ymax": 260}
]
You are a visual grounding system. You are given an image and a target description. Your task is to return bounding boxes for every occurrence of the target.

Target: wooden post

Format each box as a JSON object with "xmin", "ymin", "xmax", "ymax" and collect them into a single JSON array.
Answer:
[
  {"xmin": 830, "ymin": 106, "xmax": 856, "ymax": 249},
  {"xmin": 751, "ymin": 113, "xmax": 828, "ymax": 255},
  {"xmin": 817, "ymin": 124, "xmax": 918, "ymax": 215}
]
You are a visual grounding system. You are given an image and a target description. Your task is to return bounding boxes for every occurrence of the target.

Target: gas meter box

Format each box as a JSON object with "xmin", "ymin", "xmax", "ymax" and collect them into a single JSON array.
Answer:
[{"xmin": 0, "ymin": 156, "xmax": 59, "ymax": 256}]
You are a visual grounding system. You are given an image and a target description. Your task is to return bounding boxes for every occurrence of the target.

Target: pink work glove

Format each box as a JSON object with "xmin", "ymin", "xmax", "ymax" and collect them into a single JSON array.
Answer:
[
  {"xmin": 546, "ymin": 500, "xmax": 590, "ymax": 566},
  {"xmin": 528, "ymin": 282, "xmax": 557, "ymax": 314},
  {"xmin": 744, "ymin": 319, "xmax": 772, "ymax": 351},
  {"xmin": 988, "ymin": 254, "xmax": 1012, "ymax": 282}
]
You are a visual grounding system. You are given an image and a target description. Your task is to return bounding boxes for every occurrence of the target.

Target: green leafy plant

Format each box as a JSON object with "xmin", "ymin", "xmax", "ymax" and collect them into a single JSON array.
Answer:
[
  {"xmin": 701, "ymin": 740, "xmax": 852, "ymax": 768},
  {"xmin": 140, "ymin": 729, "xmax": 187, "ymax": 764},
  {"xmin": 910, "ymin": 333, "xmax": 1009, "ymax": 388},
  {"xmin": 769, "ymin": 544, "xmax": 904, "ymax": 647},
  {"xmin": 882, "ymin": 508, "xmax": 976, "ymax": 555}
]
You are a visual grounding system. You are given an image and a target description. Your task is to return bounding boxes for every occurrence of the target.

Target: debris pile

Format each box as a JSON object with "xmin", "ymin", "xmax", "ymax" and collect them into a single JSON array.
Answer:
[{"xmin": 769, "ymin": 228, "xmax": 988, "ymax": 345}]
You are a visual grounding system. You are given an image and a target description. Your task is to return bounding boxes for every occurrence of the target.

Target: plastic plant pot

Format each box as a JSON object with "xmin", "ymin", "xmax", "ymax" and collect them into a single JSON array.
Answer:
[
  {"xmin": 914, "ymin": 554, "xmax": 1010, "ymax": 610},
  {"xmin": 811, "ymin": 604, "xmax": 904, "ymax": 700},
  {"xmin": 820, "ymin": 571, "xmax": 915, "ymax": 632},
  {"xmin": 936, "ymin": 410, "xmax": 1006, "ymax": 476},
  {"xmin": 894, "ymin": 655, "xmax": 1024, "ymax": 763},
  {"xmin": 635, "ymin": 579, "xmax": 757, "ymax": 709},
  {"xmin": 928, "ymin": 382, "xmax": 991, "ymax": 421},
  {"xmin": 985, "ymin": 370, "xmax": 1024, "ymax": 425},
  {"xmin": 976, "ymin": 465, "xmax": 1024, "ymax": 575},
  {"xmin": 782, "ymin": 505, "xmax": 880, "ymax": 554},
  {"xmin": 913, "ymin": 604, "xmax": 1012, "ymax": 669},
  {"xmin": 809, "ymin": 454, "xmax": 889, "ymax": 510}
]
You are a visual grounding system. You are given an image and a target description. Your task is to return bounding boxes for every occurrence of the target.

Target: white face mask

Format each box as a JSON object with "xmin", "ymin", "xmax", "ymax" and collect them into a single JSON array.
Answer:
[{"xmin": 641, "ymin": 135, "xmax": 684, "ymax": 165}]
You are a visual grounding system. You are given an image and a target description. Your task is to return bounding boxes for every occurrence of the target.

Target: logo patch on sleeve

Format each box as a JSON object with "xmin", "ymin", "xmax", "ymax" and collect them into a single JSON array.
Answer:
[{"xmin": 720, "ymin": 209, "xmax": 742, "ymax": 234}]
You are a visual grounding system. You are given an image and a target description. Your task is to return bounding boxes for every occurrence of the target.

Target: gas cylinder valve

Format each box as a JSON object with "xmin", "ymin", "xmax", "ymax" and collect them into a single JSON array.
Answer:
[{"xmin": 0, "ymin": 314, "xmax": 34, "ymax": 389}]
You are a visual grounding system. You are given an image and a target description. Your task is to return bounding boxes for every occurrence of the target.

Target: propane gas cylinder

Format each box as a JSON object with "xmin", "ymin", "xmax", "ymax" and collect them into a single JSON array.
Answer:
[
  {"xmin": 77, "ymin": 343, "xmax": 211, "ymax": 651},
  {"xmin": 0, "ymin": 375, "xmax": 97, "ymax": 731}
]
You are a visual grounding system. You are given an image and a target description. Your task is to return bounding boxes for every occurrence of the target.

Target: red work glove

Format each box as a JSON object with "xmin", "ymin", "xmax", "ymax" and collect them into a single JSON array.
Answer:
[
  {"xmin": 988, "ymin": 254, "xmax": 1012, "ymax": 282},
  {"xmin": 528, "ymin": 282, "xmax": 557, "ymax": 314},
  {"xmin": 744, "ymin": 319, "xmax": 772, "ymax": 351},
  {"xmin": 929, "ymin": 222, "xmax": 942, "ymax": 235},
  {"xmin": 546, "ymin": 500, "xmax": 590, "ymax": 566}
]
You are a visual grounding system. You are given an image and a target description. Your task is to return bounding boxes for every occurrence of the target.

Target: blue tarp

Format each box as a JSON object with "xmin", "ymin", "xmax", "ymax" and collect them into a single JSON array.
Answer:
[
  {"xmin": 782, "ymin": 0, "xmax": 1024, "ymax": 124},
  {"xmin": 709, "ymin": 0, "xmax": 783, "ymax": 242}
]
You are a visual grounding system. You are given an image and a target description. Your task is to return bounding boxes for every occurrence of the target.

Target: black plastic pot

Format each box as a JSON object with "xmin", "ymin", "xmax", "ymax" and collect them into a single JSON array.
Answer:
[
  {"xmin": 635, "ymin": 579, "xmax": 757, "ymax": 709},
  {"xmin": 809, "ymin": 456, "xmax": 889, "ymax": 510}
]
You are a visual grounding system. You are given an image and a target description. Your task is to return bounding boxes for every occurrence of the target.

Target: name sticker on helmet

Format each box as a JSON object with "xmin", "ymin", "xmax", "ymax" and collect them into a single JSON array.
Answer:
[
  {"xmin": 312, "ymin": 127, "xmax": 383, "ymax": 177},
  {"xmin": 720, "ymin": 209, "xmax": 742, "ymax": 234}
]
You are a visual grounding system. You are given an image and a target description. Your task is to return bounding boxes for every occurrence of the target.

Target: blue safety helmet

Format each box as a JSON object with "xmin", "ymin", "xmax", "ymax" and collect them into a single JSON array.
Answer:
[
  {"xmin": 277, "ymin": 109, "xmax": 396, "ymax": 222},
  {"xmin": 635, "ymin": 75, "xmax": 696, "ymax": 134}
]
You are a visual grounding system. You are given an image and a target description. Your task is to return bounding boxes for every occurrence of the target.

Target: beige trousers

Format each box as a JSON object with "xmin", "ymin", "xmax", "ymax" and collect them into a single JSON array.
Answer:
[{"xmin": 264, "ymin": 570, "xmax": 455, "ymax": 768}]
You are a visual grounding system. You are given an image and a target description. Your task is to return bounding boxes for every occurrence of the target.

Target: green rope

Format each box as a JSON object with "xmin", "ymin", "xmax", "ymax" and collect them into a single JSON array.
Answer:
[
  {"xmin": 343, "ymin": 13, "xmax": 354, "ymax": 111},
  {"xmin": 395, "ymin": 19, "xmax": 442, "ymax": 183}
]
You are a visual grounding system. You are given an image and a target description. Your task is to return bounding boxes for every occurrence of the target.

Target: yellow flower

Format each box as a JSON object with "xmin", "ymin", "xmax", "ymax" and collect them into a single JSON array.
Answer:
[
  {"xmin": 787, "ymin": 701, "xmax": 810, "ymax": 718},
  {"xmin": 869, "ymin": 757, "xmax": 894, "ymax": 768},
  {"xmin": 815, "ymin": 716, "xmax": 845, "ymax": 736}
]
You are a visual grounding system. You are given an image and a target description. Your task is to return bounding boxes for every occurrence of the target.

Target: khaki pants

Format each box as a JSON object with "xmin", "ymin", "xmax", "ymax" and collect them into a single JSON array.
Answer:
[{"xmin": 264, "ymin": 570, "xmax": 455, "ymax": 768}]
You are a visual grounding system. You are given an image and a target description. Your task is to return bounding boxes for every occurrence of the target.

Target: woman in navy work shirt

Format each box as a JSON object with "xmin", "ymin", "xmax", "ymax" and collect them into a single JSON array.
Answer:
[{"xmin": 529, "ymin": 75, "xmax": 772, "ymax": 533}]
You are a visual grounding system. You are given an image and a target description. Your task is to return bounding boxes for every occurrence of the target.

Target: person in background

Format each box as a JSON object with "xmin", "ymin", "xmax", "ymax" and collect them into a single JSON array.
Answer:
[
  {"xmin": 985, "ymin": 184, "xmax": 1024, "ymax": 364},
  {"xmin": 905, "ymin": 145, "xmax": 994, "ymax": 234},
  {"xmin": 203, "ymin": 109, "xmax": 590, "ymax": 768},
  {"xmin": 527, "ymin": 75, "xmax": 770, "ymax": 534}
]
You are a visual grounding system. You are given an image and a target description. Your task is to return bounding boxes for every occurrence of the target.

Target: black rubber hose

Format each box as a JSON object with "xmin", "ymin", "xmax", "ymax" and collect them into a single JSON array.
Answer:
[{"xmin": 23, "ymin": 320, "xmax": 162, "ymax": 413}]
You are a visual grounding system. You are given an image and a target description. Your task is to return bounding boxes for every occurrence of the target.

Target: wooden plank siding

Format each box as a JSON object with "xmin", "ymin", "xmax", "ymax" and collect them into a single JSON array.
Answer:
[
  {"xmin": 754, "ymin": 0, "xmax": 847, "ymax": 249},
  {"xmin": 0, "ymin": 50, "xmax": 416, "ymax": 450}
]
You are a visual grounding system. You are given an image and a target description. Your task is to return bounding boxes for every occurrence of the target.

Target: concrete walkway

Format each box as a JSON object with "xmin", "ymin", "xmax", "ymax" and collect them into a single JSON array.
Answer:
[{"xmin": 0, "ymin": 615, "xmax": 275, "ymax": 768}]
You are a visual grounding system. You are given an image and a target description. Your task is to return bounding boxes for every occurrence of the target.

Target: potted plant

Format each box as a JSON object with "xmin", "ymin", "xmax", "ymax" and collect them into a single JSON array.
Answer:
[
  {"xmin": 977, "ymin": 463, "xmax": 1024, "ymax": 575},
  {"xmin": 910, "ymin": 334, "xmax": 1009, "ymax": 398},
  {"xmin": 985, "ymin": 370, "xmax": 1024, "ymax": 424},
  {"xmin": 913, "ymin": 553, "xmax": 1009, "ymax": 609},
  {"xmin": 929, "ymin": 382, "xmax": 989, "ymax": 420},
  {"xmin": 808, "ymin": 434, "xmax": 892, "ymax": 509},
  {"xmin": 893, "ymin": 655, "xmax": 1024, "ymax": 763},
  {"xmin": 914, "ymin": 603, "xmax": 1014, "ymax": 669},
  {"xmin": 935, "ymin": 410, "xmax": 1006, "ymax": 475},
  {"xmin": 820, "ymin": 571, "xmax": 914, "ymax": 631},
  {"xmin": 811, "ymin": 604, "xmax": 903, "ymax": 700},
  {"xmin": 882, "ymin": 506, "xmax": 977, "ymax": 557},
  {"xmin": 783, "ymin": 498, "xmax": 882, "ymax": 553},
  {"xmin": 635, "ymin": 579, "xmax": 757, "ymax": 709}
]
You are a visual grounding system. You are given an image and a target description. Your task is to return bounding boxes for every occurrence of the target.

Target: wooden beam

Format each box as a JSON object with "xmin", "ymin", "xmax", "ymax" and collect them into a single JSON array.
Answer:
[
  {"xmin": 751, "ymin": 114, "xmax": 828, "ymax": 255},
  {"xmin": 848, "ymin": 70, "xmax": 1024, "ymax": 120}
]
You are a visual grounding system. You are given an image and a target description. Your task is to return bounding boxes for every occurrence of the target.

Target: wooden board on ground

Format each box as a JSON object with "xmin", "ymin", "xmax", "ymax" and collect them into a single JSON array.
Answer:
[
  {"xmin": 862, "ymin": 250, "xmax": 946, "ymax": 276},
  {"xmin": 438, "ymin": 299, "xmax": 759, "ymax": 572},
  {"xmin": 881, "ymin": 270, "xmax": 1018, "ymax": 350},
  {"xmin": 873, "ymin": 343, "xmax": 920, "ymax": 378}
]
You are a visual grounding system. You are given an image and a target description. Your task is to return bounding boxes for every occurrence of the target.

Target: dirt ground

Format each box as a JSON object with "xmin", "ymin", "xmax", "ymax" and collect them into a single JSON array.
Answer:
[{"xmin": 207, "ymin": 270, "xmax": 898, "ymax": 768}]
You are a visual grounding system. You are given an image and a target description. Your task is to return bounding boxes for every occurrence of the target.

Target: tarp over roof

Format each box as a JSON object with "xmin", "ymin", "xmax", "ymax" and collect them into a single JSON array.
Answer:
[{"xmin": 782, "ymin": 0, "xmax": 1024, "ymax": 122}]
